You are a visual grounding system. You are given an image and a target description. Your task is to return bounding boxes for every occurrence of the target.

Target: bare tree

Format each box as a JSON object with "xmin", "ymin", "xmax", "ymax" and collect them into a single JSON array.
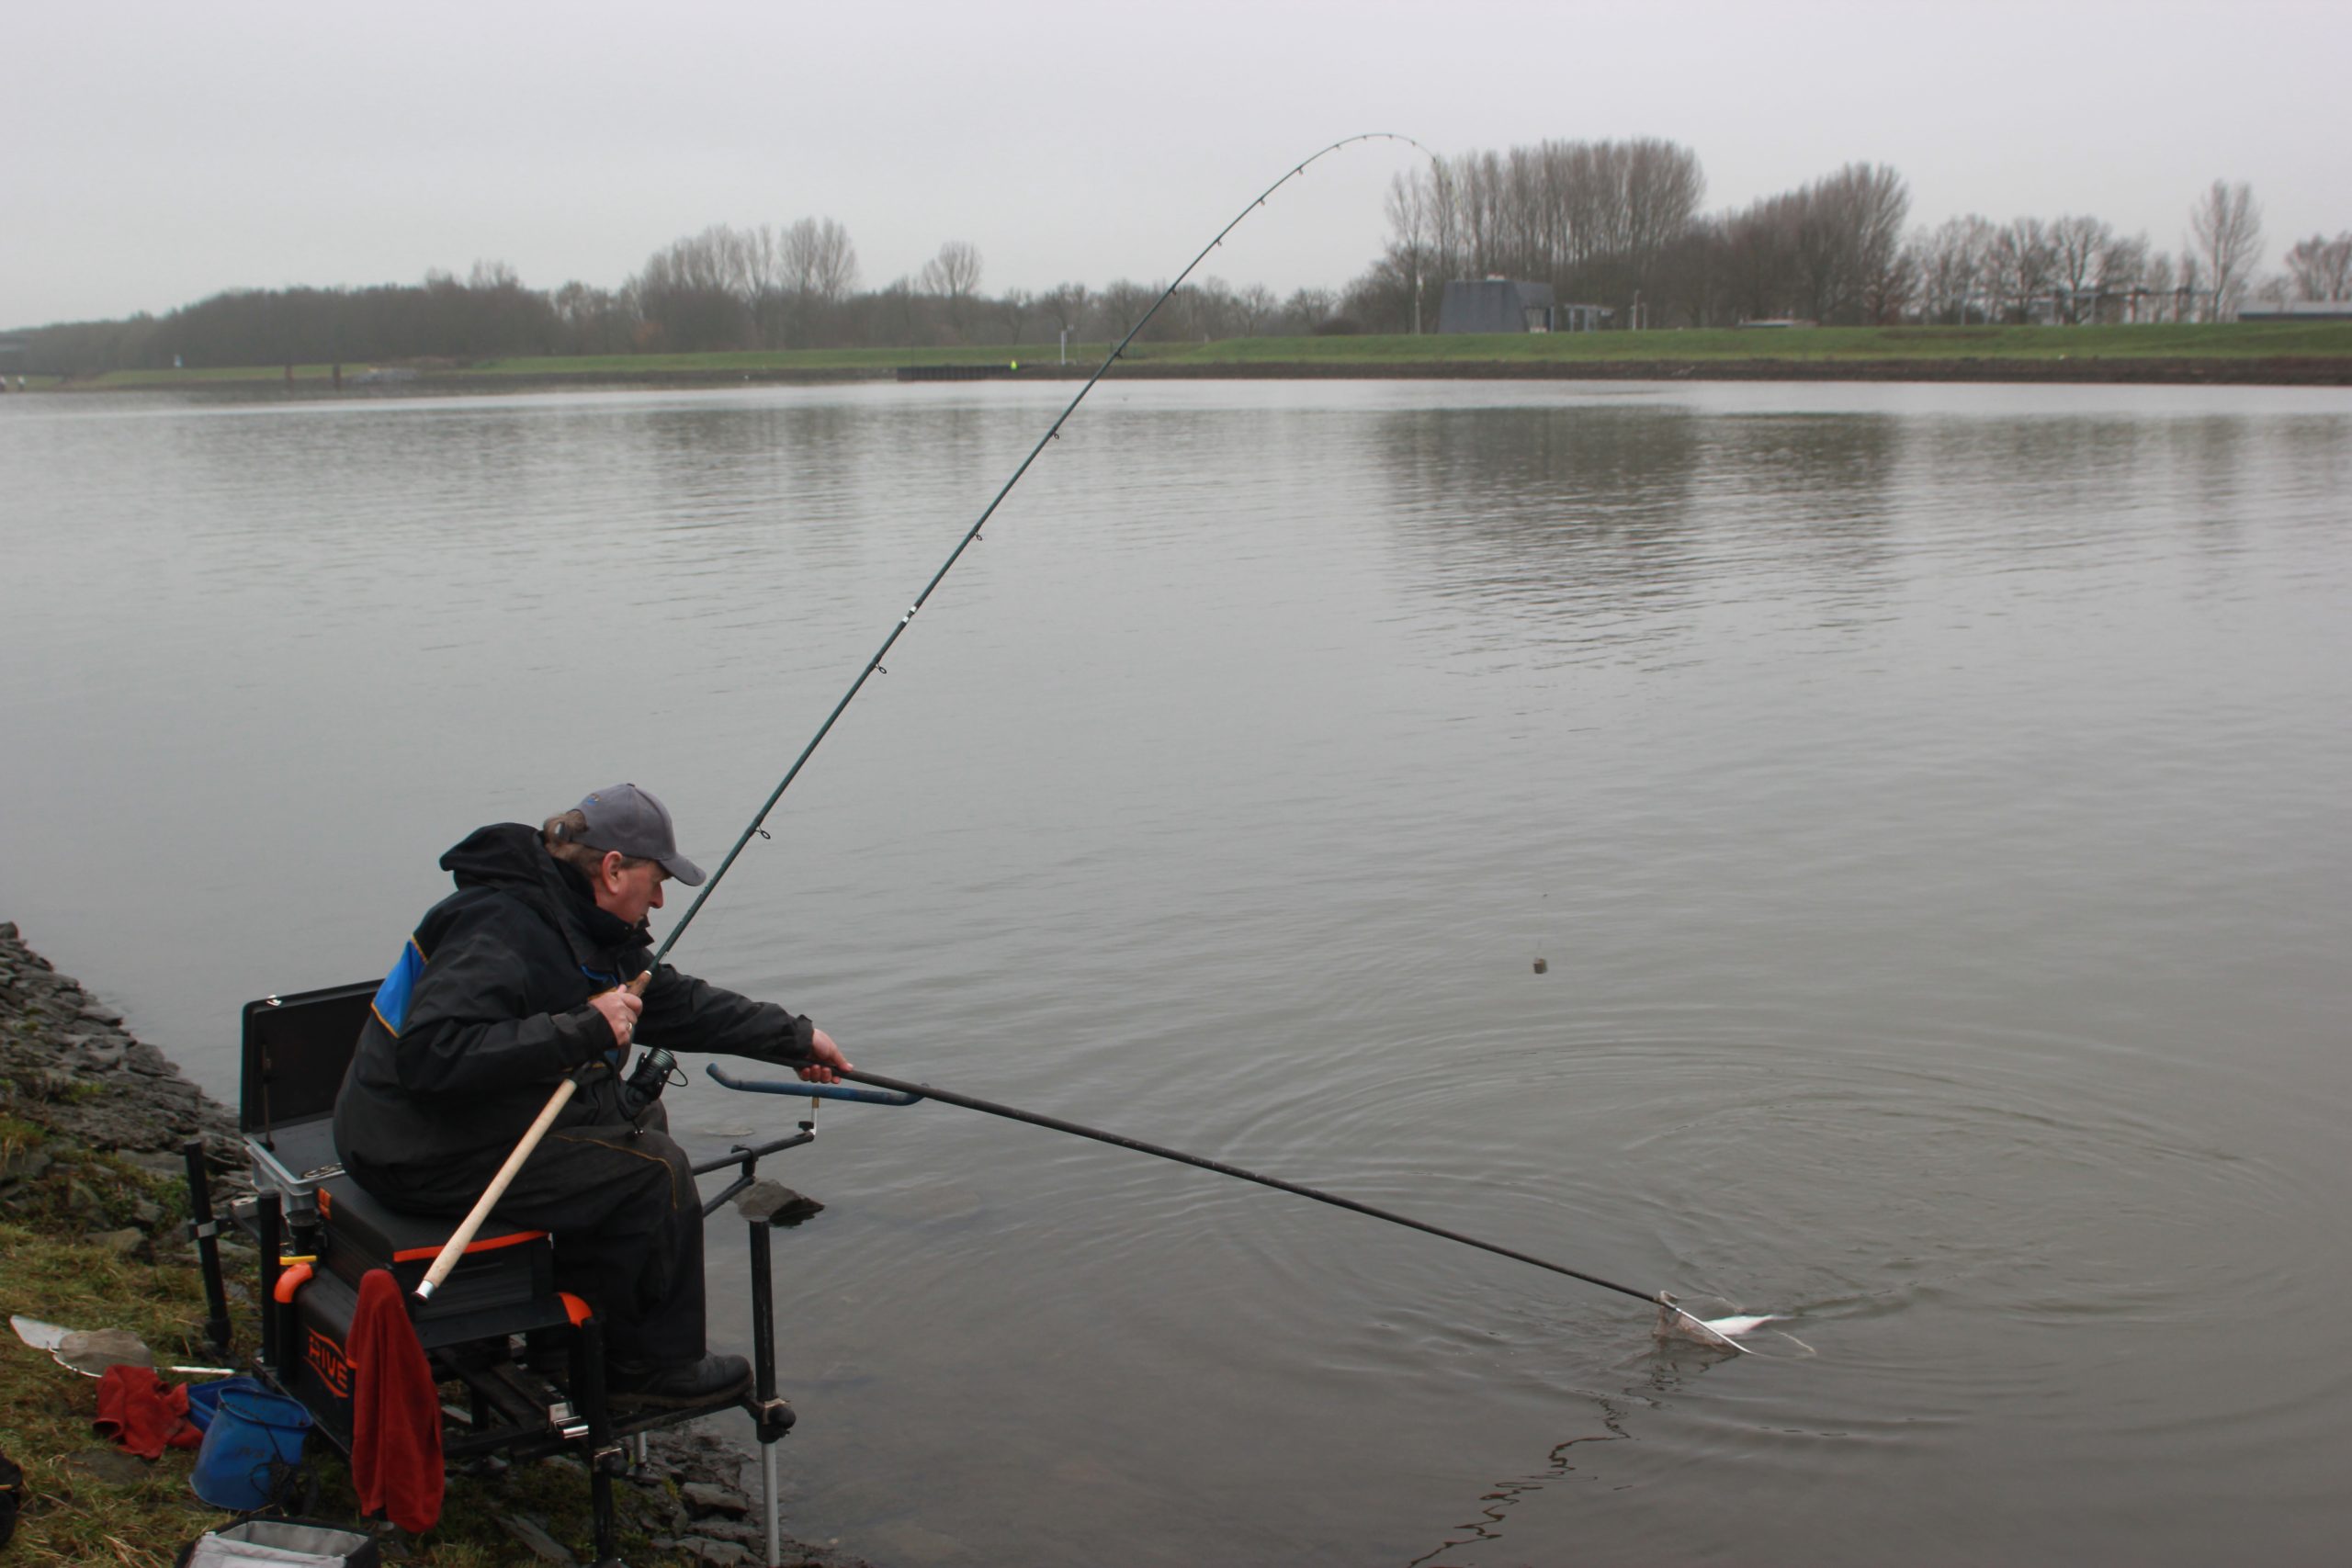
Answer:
[
  {"xmin": 1987, "ymin": 218, "xmax": 2054, "ymax": 321},
  {"xmin": 2094, "ymin": 232, "xmax": 2152, "ymax": 320},
  {"xmin": 869, "ymin": 277, "xmax": 919, "ymax": 345},
  {"xmin": 632, "ymin": 225, "xmax": 755, "ymax": 350},
  {"xmin": 1787, "ymin": 164, "xmax": 1910, "ymax": 323},
  {"xmin": 2187, "ymin": 179, "xmax": 2262, "ymax": 321},
  {"xmin": 2174, "ymin": 254, "xmax": 2205, "ymax": 323},
  {"xmin": 1036, "ymin": 281, "xmax": 1090, "ymax": 341},
  {"xmin": 1276, "ymin": 286, "xmax": 1336, "ymax": 335},
  {"xmin": 550, "ymin": 279, "xmax": 631, "ymax": 355},
  {"xmin": 1091, "ymin": 278, "xmax": 1168, "ymax": 341},
  {"xmin": 1340, "ymin": 253, "xmax": 1417, "ymax": 333},
  {"xmin": 1916, "ymin": 215, "xmax": 1996, "ymax": 322},
  {"xmin": 1234, "ymin": 282, "xmax": 1277, "ymax": 335},
  {"xmin": 1718, "ymin": 190, "xmax": 1804, "ymax": 321},
  {"xmin": 782, "ymin": 217, "xmax": 859, "ymax": 303},
  {"xmin": 992, "ymin": 287, "xmax": 1031, "ymax": 345},
  {"xmin": 919, "ymin": 240, "xmax": 984, "ymax": 334},
  {"xmin": 744, "ymin": 224, "xmax": 786, "ymax": 347},
  {"xmin": 1385, "ymin": 171, "xmax": 1438, "ymax": 332},
  {"xmin": 2284, "ymin": 232, "xmax": 2352, "ymax": 300},
  {"xmin": 1390, "ymin": 136, "xmax": 1702, "ymax": 319},
  {"xmin": 2046, "ymin": 215, "xmax": 2116, "ymax": 323},
  {"xmin": 2142, "ymin": 251, "xmax": 2177, "ymax": 321}
]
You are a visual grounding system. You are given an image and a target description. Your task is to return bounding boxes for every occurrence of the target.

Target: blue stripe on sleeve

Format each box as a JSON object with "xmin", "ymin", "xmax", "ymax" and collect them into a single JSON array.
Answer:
[{"xmin": 369, "ymin": 936, "xmax": 426, "ymax": 1035}]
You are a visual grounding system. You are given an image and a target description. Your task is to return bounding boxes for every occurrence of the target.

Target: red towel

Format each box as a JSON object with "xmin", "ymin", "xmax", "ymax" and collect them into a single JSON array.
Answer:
[
  {"xmin": 349, "ymin": 1268, "xmax": 444, "ymax": 1532},
  {"xmin": 92, "ymin": 1365, "xmax": 200, "ymax": 1460}
]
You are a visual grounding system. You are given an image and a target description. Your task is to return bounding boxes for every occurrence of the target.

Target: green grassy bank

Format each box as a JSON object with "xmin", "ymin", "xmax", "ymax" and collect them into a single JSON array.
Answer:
[{"xmin": 35, "ymin": 321, "xmax": 2352, "ymax": 391}]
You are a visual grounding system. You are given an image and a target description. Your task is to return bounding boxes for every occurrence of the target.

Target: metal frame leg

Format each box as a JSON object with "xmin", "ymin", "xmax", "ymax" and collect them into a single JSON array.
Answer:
[
  {"xmin": 576, "ymin": 1315, "xmax": 625, "ymax": 1568},
  {"xmin": 746, "ymin": 1216, "xmax": 793, "ymax": 1567}
]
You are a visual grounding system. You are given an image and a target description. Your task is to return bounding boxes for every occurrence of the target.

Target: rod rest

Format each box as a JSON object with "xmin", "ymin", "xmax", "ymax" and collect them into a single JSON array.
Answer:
[{"xmin": 707, "ymin": 1064, "xmax": 922, "ymax": 1105}]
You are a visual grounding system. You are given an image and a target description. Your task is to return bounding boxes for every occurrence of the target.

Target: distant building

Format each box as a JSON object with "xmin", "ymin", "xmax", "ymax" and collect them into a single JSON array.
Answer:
[
  {"xmin": 0, "ymin": 339, "xmax": 27, "ymax": 376},
  {"xmin": 1437, "ymin": 279, "xmax": 1615, "ymax": 333}
]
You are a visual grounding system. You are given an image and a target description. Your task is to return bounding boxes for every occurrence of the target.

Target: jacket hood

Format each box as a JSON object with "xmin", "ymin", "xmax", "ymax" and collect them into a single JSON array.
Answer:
[
  {"xmin": 438, "ymin": 822, "xmax": 649, "ymax": 955},
  {"xmin": 439, "ymin": 821, "xmax": 558, "ymax": 891}
]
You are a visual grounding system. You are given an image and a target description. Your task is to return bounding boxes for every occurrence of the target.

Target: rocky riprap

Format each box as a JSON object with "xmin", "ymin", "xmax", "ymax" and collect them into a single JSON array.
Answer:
[
  {"xmin": 0, "ymin": 919, "xmax": 867, "ymax": 1567},
  {"xmin": 0, "ymin": 919, "xmax": 245, "ymax": 1247}
]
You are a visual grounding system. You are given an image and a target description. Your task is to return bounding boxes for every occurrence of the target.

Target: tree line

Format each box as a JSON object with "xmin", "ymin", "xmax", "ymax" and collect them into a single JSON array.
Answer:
[
  {"xmin": 13, "ymin": 152, "xmax": 2347, "ymax": 373},
  {"xmin": 1340, "ymin": 142, "xmax": 2346, "ymax": 333},
  {"xmin": 12, "ymin": 216, "xmax": 1361, "ymax": 372}
]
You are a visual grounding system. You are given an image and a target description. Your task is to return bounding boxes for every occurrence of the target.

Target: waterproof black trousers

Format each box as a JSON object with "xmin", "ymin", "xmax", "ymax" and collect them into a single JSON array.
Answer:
[{"xmin": 348, "ymin": 1102, "xmax": 706, "ymax": 1367}]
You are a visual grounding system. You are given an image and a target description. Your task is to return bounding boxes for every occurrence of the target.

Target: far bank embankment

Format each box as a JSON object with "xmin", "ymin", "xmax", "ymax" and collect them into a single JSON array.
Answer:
[
  {"xmin": 269, "ymin": 353, "xmax": 2352, "ymax": 394},
  {"xmin": 27, "ymin": 327, "xmax": 2352, "ymax": 397}
]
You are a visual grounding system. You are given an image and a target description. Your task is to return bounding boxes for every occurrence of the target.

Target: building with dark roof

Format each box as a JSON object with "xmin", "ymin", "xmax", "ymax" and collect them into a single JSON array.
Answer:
[{"xmin": 1437, "ymin": 279, "xmax": 1616, "ymax": 334}]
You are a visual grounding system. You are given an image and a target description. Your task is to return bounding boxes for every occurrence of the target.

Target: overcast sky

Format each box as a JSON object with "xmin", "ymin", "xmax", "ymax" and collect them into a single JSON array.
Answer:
[{"xmin": 8, "ymin": 0, "xmax": 2347, "ymax": 328}]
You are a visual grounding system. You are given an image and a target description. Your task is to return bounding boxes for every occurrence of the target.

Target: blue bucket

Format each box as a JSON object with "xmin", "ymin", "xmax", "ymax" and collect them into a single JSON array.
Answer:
[
  {"xmin": 186, "ymin": 1376, "xmax": 268, "ymax": 1434},
  {"xmin": 190, "ymin": 1385, "xmax": 312, "ymax": 1511}
]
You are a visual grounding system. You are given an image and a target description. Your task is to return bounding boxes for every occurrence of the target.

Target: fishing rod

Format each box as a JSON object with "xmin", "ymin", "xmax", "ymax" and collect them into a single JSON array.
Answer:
[
  {"xmin": 417, "ymin": 135, "xmax": 1434, "ymax": 1301},
  {"xmin": 708, "ymin": 1064, "xmax": 1750, "ymax": 1349},
  {"xmin": 650, "ymin": 131, "xmax": 1431, "ymax": 968}
]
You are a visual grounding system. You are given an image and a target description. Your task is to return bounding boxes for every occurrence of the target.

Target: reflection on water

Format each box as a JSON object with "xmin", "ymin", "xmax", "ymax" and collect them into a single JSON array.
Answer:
[
  {"xmin": 1405, "ymin": 1396, "xmax": 1634, "ymax": 1568},
  {"xmin": 4, "ymin": 380, "xmax": 2351, "ymax": 1568},
  {"xmin": 1372, "ymin": 403, "xmax": 1923, "ymax": 668},
  {"xmin": 1376, "ymin": 405, "xmax": 1707, "ymax": 662}
]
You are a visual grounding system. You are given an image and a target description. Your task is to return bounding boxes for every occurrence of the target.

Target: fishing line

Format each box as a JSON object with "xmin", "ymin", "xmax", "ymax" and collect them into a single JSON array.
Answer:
[
  {"xmin": 650, "ymin": 131, "xmax": 1431, "ymax": 968},
  {"xmin": 709, "ymin": 1064, "xmax": 1758, "ymax": 1350}
]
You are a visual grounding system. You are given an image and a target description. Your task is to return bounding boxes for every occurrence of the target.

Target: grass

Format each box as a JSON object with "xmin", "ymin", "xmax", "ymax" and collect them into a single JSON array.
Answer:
[
  {"xmin": 0, "ymin": 1148, "xmax": 716, "ymax": 1566},
  {"xmin": 1140, "ymin": 321, "xmax": 2352, "ymax": 363},
  {"xmin": 45, "ymin": 321, "xmax": 2352, "ymax": 390}
]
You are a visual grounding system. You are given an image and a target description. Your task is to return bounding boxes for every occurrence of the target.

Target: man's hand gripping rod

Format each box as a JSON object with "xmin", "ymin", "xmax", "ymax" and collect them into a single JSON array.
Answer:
[{"xmin": 415, "ymin": 971, "xmax": 650, "ymax": 1302}]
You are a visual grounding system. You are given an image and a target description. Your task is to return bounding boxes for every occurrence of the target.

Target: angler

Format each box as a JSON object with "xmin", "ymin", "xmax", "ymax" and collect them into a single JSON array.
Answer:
[{"xmin": 332, "ymin": 783, "xmax": 850, "ymax": 1409}]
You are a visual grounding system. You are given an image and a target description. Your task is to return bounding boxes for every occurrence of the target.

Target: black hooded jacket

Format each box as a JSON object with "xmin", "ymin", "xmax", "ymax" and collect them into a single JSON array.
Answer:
[{"xmin": 333, "ymin": 822, "xmax": 813, "ymax": 1201}]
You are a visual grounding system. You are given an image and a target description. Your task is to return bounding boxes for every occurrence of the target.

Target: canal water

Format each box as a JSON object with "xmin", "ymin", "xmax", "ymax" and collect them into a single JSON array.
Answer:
[{"xmin": 3, "ymin": 378, "xmax": 2346, "ymax": 1565}]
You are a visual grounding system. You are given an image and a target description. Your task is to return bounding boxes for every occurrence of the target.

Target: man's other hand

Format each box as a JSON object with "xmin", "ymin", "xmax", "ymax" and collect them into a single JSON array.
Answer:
[{"xmin": 798, "ymin": 1027, "xmax": 850, "ymax": 1085}]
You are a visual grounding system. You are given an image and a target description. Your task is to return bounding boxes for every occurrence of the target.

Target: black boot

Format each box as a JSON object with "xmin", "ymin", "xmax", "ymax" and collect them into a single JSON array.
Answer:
[{"xmin": 607, "ymin": 1352, "xmax": 752, "ymax": 1409}]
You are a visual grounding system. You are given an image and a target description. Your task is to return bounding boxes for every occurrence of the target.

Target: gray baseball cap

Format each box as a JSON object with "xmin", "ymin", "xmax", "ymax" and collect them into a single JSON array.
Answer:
[{"xmin": 574, "ymin": 784, "xmax": 707, "ymax": 885}]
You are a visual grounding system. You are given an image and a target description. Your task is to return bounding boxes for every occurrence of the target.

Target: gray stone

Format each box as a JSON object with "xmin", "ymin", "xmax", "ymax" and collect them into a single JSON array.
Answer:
[
  {"xmin": 94, "ymin": 1227, "xmax": 149, "ymax": 1258},
  {"xmin": 682, "ymin": 1480, "xmax": 752, "ymax": 1517},
  {"xmin": 493, "ymin": 1512, "xmax": 580, "ymax": 1565},
  {"xmin": 0, "ymin": 1147, "xmax": 52, "ymax": 1183},
  {"xmin": 77, "ymin": 1001, "xmax": 124, "ymax": 1025},
  {"xmin": 682, "ymin": 1540, "xmax": 752, "ymax": 1567},
  {"xmin": 59, "ymin": 1447, "xmax": 153, "ymax": 1484}
]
